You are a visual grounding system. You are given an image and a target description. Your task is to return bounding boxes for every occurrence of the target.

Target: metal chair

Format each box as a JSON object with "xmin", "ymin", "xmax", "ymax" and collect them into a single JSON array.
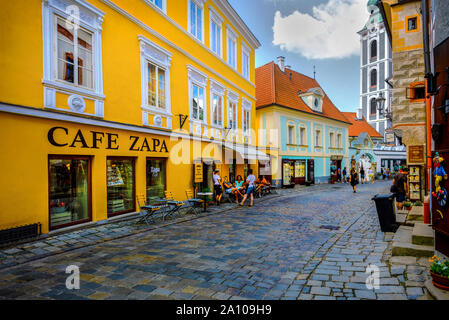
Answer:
[
  {"xmin": 185, "ymin": 189, "xmax": 203, "ymax": 215},
  {"xmin": 164, "ymin": 191, "xmax": 185, "ymax": 219},
  {"xmin": 136, "ymin": 195, "xmax": 161, "ymax": 226}
]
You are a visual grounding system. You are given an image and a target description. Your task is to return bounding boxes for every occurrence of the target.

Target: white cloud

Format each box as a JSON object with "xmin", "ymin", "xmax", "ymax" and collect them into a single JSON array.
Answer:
[{"xmin": 272, "ymin": 0, "xmax": 369, "ymax": 59}]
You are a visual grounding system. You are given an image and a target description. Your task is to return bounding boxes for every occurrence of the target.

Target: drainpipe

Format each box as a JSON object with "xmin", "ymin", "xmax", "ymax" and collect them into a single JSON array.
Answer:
[{"xmin": 421, "ymin": 0, "xmax": 432, "ymax": 223}]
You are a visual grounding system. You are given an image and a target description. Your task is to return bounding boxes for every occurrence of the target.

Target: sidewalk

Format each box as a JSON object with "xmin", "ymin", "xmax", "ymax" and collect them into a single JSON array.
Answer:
[{"xmin": 0, "ymin": 190, "xmax": 287, "ymax": 270}]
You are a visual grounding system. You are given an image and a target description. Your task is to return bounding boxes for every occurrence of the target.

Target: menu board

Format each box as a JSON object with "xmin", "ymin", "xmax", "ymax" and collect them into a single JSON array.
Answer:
[
  {"xmin": 194, "ymin": 162, "xmax": 203, "ymax": 183},
  {"xmin": 408, "ymin": 145, "xmax": 425, "ymax": 164},
  {"xmin": 408, "ymin": 165, "xmax": 422, "ymax": 201}
]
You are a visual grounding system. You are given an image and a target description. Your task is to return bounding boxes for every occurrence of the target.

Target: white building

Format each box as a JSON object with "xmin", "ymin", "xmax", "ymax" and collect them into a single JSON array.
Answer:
[{"xmin": 358, "ymin": 0, "xmax": 396, "ymax": 145}]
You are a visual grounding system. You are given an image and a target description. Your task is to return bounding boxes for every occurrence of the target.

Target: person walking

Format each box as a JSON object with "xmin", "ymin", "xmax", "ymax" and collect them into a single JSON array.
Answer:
[
  {"xmin": 368, "ymin": 167, "xmax": 374, "ymax": 184},
  {"xmin": 350, "ymin": 168, "xmax": 359, "ymax": 193},
  {"xmin": 342, "ymin": 167, "xmax": 347, "ymax": 183},
  {"xmin": 239, "ymin": 169, "xmax": 256, "ymax": 207},
  {"xmin": 391, "ymin": 172, "xmax": 408, "ymax": 210},
  {"xmin": 213, "ymin": 169, "xmax": 222, "ymax": 206},
  {"xmin": 360, "ymin": 166, "xmax": 365, "ymax": 184}
]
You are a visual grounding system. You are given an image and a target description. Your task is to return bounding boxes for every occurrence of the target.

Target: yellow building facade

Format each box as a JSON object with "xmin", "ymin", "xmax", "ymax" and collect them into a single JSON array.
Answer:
[{"xmin": 0, "ymin": 0, "xmax": 261, "ymax": 234}]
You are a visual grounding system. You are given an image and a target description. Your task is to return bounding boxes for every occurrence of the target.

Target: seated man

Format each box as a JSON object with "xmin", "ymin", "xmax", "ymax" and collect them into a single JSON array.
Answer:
[
  {"xmin": 222, "ymin": 176, "xmax": 234, "ymax": 195},
  {"xmin": 260, "ymin": 175, "xmax": 271, "ymax": 194}
]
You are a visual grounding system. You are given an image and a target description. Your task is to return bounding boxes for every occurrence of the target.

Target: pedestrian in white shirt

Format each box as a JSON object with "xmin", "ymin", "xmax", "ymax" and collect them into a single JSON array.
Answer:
[
  {"xmin": 239, "ymin": 169, "xmax": 256, "ymax": 207},
  {"xmin": 213, "ymin": 169, "xmax": 222, "ymax": 206}
]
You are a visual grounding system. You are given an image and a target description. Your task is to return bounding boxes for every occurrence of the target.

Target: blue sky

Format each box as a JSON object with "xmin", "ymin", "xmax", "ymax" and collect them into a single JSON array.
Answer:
[{"xmin": 228, "ymin": 0, "xmax": 370, "ymax": 113}]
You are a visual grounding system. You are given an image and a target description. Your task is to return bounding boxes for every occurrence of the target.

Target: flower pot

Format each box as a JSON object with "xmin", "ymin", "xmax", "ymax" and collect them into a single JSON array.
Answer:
[
  {"xmin": 405, "ymin": 206, "xmax": 412, "ymax": 211},
  {"xmin": 430, "ymin": 271, "xmax": 449, "ymax": 291}
]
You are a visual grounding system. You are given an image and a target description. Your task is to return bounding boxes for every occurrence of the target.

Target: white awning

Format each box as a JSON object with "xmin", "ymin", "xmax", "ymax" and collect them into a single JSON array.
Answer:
[{"xmin": 224, "ymin": 143, "xmax": 270, "ymax": 161}]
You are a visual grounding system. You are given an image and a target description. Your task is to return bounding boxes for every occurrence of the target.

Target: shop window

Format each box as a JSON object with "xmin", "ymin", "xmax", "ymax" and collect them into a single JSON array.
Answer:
[
  {"xmin": 49, "ymin": 156, "xmax": 91, "ymax": 229},
  {"xmin": 146, "ymin": 158, "xmax": 166, "ymax": 201},
  {"xmin": 107, "ymin": 157, "xmax": 136, "ymax": 216}
]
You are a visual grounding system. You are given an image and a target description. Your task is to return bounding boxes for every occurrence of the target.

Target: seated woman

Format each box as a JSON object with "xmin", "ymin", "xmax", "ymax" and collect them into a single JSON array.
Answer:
[
  {"xmin": 222, "ymin": 176, "xmax": 234, "ymax": 195},
  {"xmin": 260, "ymin": 176, "xmax": 271, "ymax": 194},
  {"xmin": 233, "ymin": 175, "xmax": 245, "ymax": 203}
]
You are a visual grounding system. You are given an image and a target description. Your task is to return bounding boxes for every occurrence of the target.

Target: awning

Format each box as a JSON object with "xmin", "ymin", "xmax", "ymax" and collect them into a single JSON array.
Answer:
[{"xmin": 224, "ymin": 143, "xmax": 270, "ymax": 161}]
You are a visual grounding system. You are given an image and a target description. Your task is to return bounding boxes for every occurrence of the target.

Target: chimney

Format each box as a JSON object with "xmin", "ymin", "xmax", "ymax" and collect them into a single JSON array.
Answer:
[
  {"xmin": 277, "ymin": 56, "xmax": 285, "ymax": 72},
  {"xmin": 356, "ymin": 108, "xmax": 363, "ymax": 120}
]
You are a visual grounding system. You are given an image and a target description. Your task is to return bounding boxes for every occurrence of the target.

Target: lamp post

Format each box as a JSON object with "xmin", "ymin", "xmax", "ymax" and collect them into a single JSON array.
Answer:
[{"xmin": 376, "ymin": 92, "xmax": 386, "ymax": 116}]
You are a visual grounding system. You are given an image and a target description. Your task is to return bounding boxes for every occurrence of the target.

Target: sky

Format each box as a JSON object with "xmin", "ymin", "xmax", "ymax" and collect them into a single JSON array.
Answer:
[{"xmin": 227, "ymin": 0, "xmax": 371, "ymax": 113}]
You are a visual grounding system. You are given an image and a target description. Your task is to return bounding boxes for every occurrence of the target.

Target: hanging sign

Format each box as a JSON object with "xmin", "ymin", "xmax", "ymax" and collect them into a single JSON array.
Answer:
[{"xmin": 194, "ymin": 162, "xmax": 203, "ymax": 183}]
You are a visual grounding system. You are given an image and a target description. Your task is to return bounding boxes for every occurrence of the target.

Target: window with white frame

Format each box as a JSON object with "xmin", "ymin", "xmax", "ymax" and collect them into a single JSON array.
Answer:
[
  {"xmin": 42, "ymin": 0, "xmax": 104, "ymax": 95},
  {"xmin": 315, "ymin": 129, "xmax": 322, "ymax": 147},
  {"xmin": 189, "ymin": 0, "xmax": 204, "ymax": 42},
  {"xmin": 337, "ymin": 133, "xmax": 342, "ymax": 148},
  {"xmin": 210, "ymin": 79, "xmax": 224, "ymax": 127},
  {"xmin": 242, "ymin": 44, "xmax": 250, "ymax": 80},
  {"xmin": 139, "ymin": 36, "xmax": 172, "ymax": 113},
  {"xmin": 242, "ymin": 99, "xmax": 251, "ymax": 134},
  {"xmin": 188, "ymin": 65, "xmax": 208, "ymax": 123},
  {"xmin": 148, "ymin": 0, "xmax": 164, "ymax": 11},
  {"xmin": 227, "ymin": 90, "xmax": 239, "ymax": 130},
  {"xmin": 329, "ymin": 132, "xmax": 335, "ymax": 148},
  {"xmin": 227, "ymin": 27, "xmax": 237, "ymax": 69},
  {"xmin": 209, "ymin": 6, "xmax": 223, "ymax": 57},
  {"xmin": 299, "ymin": 126, "xmax": 306, "ymax": 145},
  {"xmin": 288, "ymin": 125, "xmax": 295, "ymax": 145}
]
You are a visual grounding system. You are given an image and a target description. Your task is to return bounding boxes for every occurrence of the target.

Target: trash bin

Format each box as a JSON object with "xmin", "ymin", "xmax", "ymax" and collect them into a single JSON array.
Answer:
[{"xmin": 372, "ymin": 194, "xmax": 399, "ymax": 232}]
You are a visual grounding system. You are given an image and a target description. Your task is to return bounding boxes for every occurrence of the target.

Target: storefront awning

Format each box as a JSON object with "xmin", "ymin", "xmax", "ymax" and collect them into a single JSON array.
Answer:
[{"xmin": 224, "ymin": 144, "xmax": 270, "ymax": 161}]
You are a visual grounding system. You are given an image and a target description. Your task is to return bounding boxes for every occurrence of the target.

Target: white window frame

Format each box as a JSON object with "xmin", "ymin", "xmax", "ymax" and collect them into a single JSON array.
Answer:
[
  {"xmin": 210, "ymin": 78, "xmax": 225, "ymax": 128},
  {"xmin": 145, "ymin": 0, "xmax": 166, "ymax": 12},
  {"xmin": 241, "ymin": 42, "xmax": 250, "ymax": 80},
  {"xmin": 139, "ymin": 36, "xmax": 172, "ymax": 115},
  {"xmin": 337, "ymin": 133, "xmax": 342, "ymax": 149},
  {"xmin": 209, "ymin": 6, "xmax": 223, "ymax": 58},
  {"xmin": 315, "ymin": 129, "xmax": 322, "ymax": 147},
  {"xmin": 299, "ymin": 125, "xmax": 307, "ymax": 146},
  {"xmin": 188, "ymin": 65, "xmax": 208, "ymax": 124},
  {"xmin": 242, "ymin": 98, "xmax": 251, "ymax": 135},
  {"xmin": 42, "ymin": 0, "xmax": 105, "ymax": 99},
  {"xmin": 329, "ymin": 131, "xmax": 335, "ymax": 148},
  {"xmin": 188, "ymin": 0, "xmax": 205, "ymax": 43},
  {"xmin": 227, "ymin": 89, "xmax": 239, "ymax": 131},
  {"xmin": 227, "ymin": 25, "xmax": 238, "ymax": 70},
  {"xmin": 287, "ymin": 124, "xmax": 295, "ymax": 145}
]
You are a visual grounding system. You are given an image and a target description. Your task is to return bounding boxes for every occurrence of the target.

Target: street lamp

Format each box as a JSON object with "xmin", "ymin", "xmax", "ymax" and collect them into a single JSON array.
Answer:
[{"xmin": 376, "ymin": 92, "xmax": 386, "ymax": 115}]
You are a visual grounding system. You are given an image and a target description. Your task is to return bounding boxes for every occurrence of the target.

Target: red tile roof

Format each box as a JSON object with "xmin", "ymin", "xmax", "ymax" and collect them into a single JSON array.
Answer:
[
  {"xmin": 255, "ymin": 62, "xmax": 351, "ymax": 124},
  {"xmin": 342, "ymin": 112, "xmax": 383, "ymax": 138}
]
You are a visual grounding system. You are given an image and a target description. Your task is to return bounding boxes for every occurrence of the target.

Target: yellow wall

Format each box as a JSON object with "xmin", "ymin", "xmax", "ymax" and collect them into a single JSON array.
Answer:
[
  {"xmin": 0, "ymin": 0, "xmax": 259, "ymax": 233},
  {"xmin": 390, "ymin": 1, "xmax": 423, "ymax": 53}
]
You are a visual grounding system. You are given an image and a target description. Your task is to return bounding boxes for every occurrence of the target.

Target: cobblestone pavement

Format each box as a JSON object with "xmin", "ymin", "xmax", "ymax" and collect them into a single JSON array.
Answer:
[{"xmin": 0, "ymin": 181, "xmax": 432, "ymax": 300}]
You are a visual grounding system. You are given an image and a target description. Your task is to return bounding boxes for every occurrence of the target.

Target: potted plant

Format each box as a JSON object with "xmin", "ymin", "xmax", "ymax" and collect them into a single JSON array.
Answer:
[
  {"xmin": 429, "ymin": 255, "xmax": 449, "ymax": 291},
  {"xmin": 403, "ymin": 201, "xmax": 412, "ymax": 211},
  {"xmin": 413, "ymin": 201, "xmax": 423, "ymax": 206}
]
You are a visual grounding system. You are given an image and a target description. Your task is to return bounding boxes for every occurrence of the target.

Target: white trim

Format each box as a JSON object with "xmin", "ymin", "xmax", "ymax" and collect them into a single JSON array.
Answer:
[
  {"xmin": 187, "ymin": 0, "xmax": 205, "ymax": 43},
  {"xmin": 188, "ymin": 65, "xmax": 208, "ymax": 129},
  {"xmin": 209, "ymin": 5, "xmax": 223, "ymax": 58},
  {"xmin": 42, "ymin": 0, "xmax": 105, "ymax": 117},
  {"xmin": 142, "ymin": 0, "xmax": 166, "ymax": 13},
  {"xmin": 100, "ymin": 0, "xmax": 257, "ymax": 97},
  {"xmin": 210, "ymin": 78, "xmax": 225, "ymax": 129},
  {"xmin": 226, "ymin": 25, "xmax": 237, "ymax": 70}
]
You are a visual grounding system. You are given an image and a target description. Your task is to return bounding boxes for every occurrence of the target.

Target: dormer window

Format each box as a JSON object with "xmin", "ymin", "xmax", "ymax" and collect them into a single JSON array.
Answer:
[{"xmin": 298, "ymin": 87, "xmax": 324, "ymax": 113}]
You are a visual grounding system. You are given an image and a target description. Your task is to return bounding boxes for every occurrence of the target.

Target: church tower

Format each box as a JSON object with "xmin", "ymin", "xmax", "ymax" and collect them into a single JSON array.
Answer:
[{"xmin": 358, "ymin": 0, "xmax": 394, "ymax": 145}]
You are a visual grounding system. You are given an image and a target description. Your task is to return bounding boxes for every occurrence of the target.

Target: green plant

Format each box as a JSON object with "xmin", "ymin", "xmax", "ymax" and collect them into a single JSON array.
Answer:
[
  {"xmin": 202, "ymin": 187, "xmax": 213, "ymax": 202},
  {"xmin": 403, "ymin": 201, "xmax": 412, "ymax": 207},
  {"xmin": 429, "ymin": 255, "xmax": 449, "ymax": 278},
  {"xmin": 413, "ymin": 201, "xmax": 423, "ymax": 206}
]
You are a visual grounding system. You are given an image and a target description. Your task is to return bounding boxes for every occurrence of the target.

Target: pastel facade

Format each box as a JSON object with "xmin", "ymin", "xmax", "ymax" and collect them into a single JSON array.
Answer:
[
  {"xmin": 256, "ymin": 59, "xmax": 350, "ymax": 187},
  {"xmin": 0, "ymin": 0, "xmax": 261, "ymax": 234}
]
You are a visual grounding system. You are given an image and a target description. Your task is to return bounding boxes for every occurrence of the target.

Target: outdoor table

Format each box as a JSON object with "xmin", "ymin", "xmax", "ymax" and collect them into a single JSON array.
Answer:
[{"xmin": 197, "ymin": 192, "xmax": 213, "ymax": 212}]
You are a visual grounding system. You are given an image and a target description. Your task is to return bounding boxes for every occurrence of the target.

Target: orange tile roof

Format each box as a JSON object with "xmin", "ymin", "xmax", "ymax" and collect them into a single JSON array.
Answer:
[
  {"xmin": 342, "ymin": 112, "xmax": 383, "ymax": 138},
  {"xmin": 255, "ymin": 62, "xmax": 351, "ymax": 124}
]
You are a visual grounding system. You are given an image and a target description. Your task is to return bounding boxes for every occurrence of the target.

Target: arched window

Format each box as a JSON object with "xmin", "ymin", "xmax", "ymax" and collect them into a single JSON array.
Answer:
[
  {"xmin": 370, "ymin": 98, "xmax": 377, "ymax": 115},
  {"xmin": 370, "ymin": 40, "xmax": 377, "ymax": 59},
  {"xmin": 370, "ymin": 69, "xmax": 377, "ymax": 87}
]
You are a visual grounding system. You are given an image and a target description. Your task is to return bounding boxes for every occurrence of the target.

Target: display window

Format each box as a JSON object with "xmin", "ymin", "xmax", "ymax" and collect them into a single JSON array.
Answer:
[
  {"xmin": 146, "ymin": 158, "xmax": 167, "ymax": 202},
  {"xmin": 48, "ymin": 156, "xmax": 91, "ymax": 230},
  {"xmin": 107, "ymin": 157, "xmax": 136, "ymax": 216}
]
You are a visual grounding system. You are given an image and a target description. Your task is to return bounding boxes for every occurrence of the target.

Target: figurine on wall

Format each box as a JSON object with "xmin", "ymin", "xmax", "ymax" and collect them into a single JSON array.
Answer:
[{"xmin": 432, "ymin": 152, "xmax": 448, "ymax": 207}]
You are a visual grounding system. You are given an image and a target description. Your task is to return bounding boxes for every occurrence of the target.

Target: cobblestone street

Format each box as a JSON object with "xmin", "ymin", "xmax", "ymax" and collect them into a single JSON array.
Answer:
[{"xmin": 0, "ymin": 181, "xmax": 432, "ymax": 300}]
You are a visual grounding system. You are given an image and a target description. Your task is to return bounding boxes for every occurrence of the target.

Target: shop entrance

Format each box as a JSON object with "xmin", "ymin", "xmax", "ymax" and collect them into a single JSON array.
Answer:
[
  {"xmin": 106, "ymin": 157, "xmax": 136, "ymax": 217},
  {"xmin": 294, "ymin": 160, "xmax": 306, "ymax": 185},
  {"xmin": 307, "ymin": 159, "xmax": 315, "ymax": 184}
]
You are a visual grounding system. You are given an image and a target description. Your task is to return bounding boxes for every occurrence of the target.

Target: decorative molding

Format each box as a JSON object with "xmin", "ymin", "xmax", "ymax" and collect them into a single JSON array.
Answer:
[
  {"xmin": 187, "ymin": 64, "xmax": 208, "ymax": 86},
  {"xmin": 68, "ymin": 94, "xmax": 86, "ymax": 113}
]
